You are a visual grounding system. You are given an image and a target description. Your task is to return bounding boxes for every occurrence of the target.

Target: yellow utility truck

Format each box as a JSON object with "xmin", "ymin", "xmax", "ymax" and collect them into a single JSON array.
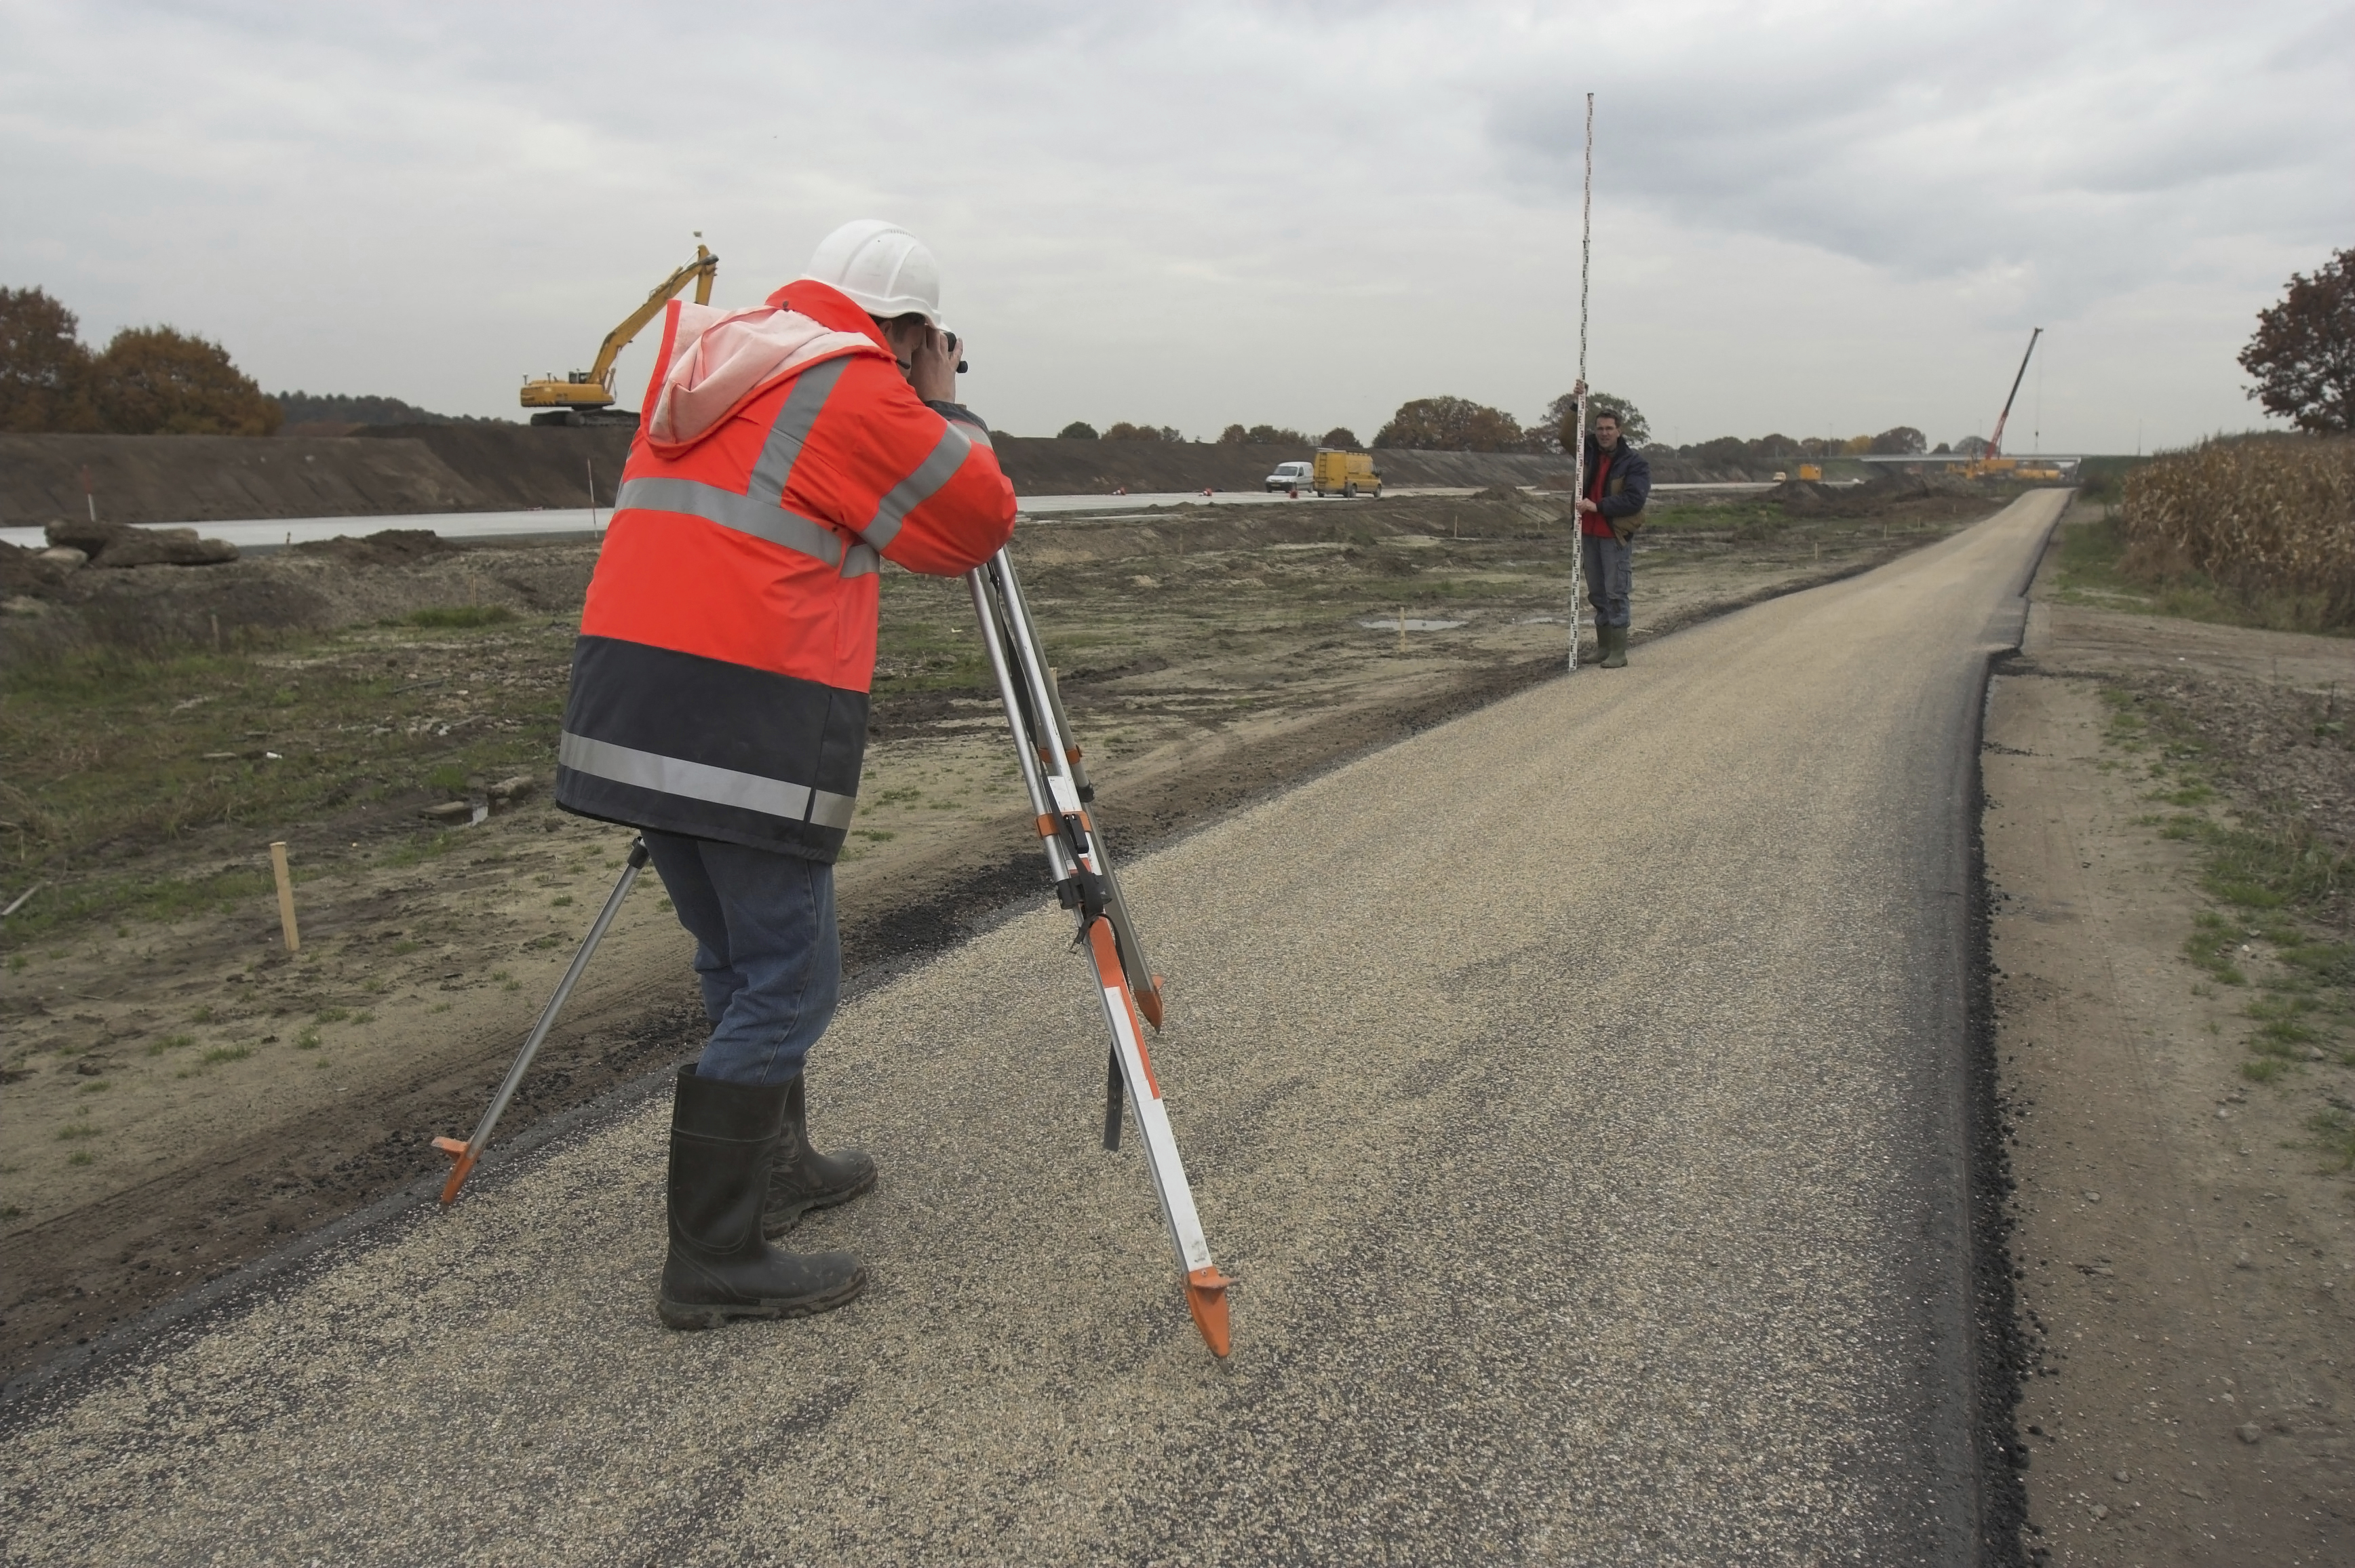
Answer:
[
  {"xmin": 522, "ymin": 242, "xmax": 718, "ymax": 426},
  {"xmin": 1312, "ymin": 449, "xmax": 1383, "ymax": 498}
]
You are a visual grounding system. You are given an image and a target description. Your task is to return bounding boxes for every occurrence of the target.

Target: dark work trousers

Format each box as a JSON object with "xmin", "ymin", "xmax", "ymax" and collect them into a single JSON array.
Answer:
[
  {"xmin": 642, "ymin": 830, "xmax": 840, "ymax": 1088},
  {"xmin": 1582, "ymin": 532, "xmax": 1634, "ymax": 629}
]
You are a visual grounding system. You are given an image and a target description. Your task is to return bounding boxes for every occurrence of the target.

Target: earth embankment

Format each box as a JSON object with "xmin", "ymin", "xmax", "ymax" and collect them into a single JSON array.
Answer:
[{"xmin": 0, "ymin": 429, "xmax": 1580, "ymax": 526}]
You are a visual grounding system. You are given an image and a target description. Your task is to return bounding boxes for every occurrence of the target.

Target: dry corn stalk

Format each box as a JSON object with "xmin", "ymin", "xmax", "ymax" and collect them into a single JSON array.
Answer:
[{"xmin": 2119, "ymin": 436, "xmax": 2355, "ymax": 625}]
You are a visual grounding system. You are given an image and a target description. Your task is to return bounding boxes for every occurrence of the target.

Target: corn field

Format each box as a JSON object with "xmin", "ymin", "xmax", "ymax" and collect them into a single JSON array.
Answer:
[{"xmin": 2118, "ymin": 435, "xmax": 2355, "ymax": 627}]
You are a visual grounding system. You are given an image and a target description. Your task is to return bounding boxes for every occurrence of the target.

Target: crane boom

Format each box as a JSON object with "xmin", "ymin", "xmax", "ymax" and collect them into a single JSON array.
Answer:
[
  {"xmin": 521, "ymin": 243, "xmax": 719, "ymax": 425},
  {"xmin": 1984, "ymin": 327, "xmax": 2041, "ymax": 461}
]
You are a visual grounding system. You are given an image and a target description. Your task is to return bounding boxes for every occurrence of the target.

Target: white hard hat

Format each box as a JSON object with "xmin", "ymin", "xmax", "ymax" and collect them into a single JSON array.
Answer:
[{"xmin": 802, "ymin": 219, "xmax": 941, "ymax": 325}]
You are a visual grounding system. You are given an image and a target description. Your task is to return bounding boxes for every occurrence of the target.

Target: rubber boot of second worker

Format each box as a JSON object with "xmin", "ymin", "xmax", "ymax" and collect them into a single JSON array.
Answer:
[
  {"xmin": 763, "ymin": 1074, "xmax": 879, "ymax": 1238},
  {"xmin": 1600, "ymin": 625, "xmax": 1629, "ymax": 669},
  {"xmin": 659, "ymin": 1067, "xmax": 867, "ymax": 1331}
]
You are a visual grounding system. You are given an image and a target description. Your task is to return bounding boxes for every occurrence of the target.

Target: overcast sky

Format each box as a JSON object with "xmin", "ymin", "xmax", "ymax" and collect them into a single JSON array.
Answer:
[{"xmin": 3, "ymin": 1, "xmax": 2347, "ymax": 452}]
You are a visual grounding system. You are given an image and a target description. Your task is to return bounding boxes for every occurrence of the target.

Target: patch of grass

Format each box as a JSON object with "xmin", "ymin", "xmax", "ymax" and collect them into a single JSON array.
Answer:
[
  {"xmin": 145, "ymin": 1032, "xmax": 197, "ymax": 1057},
  {"xmin": 2309, "ymin": 1108, "xmax": 2355, "ymax": 1171},
  {"xmin": 853, "ymin": 829, "xmax": 896, "ymax": 843},
  {"xmin": 189, "ymin": 1004, "xmax": 215, "ymax": 1023},
  {"xmin": 200, "ymin": 1044, "xmax": 252, "ymax": 1065},
  {"xmin": 550, "ymin": 894, "xmax": 573, "ymax": 907},
  {"xmin": 524, "ymin": 933, "xmax": 562, "ymax": 951},
  {"xmin": 294, "ymin": 1029, "xmax": 321, "ymax": 1051},
  {"xmin": 351, "ymin": 1009, "xmax": 374, "ymax": 1025},
  {"xmin": 0, "ymin": 630, "xmax": 564, "ymax": 944},
  {"xmin": 314, "ymin": 1006, "xmax": 350, "ymax": 1024},
  {"xmin": 56, "ymin": 1122, "xmax": 99, "ymax": 1141},
  {"xmin": 362, "ymin": 977, "xmax": 389, "ymax": 996},
  {"xmin": 2184, "ymin": 912, "xmax": 2249, "ymax": 985},
  {"xmin": 384, "ymin": 833, "xmax": 457, "ymax": 869},
  {"xmin": 77, "ymin": 1078, "xmax": 109, "ymax": 1093},
  {"xmin": 427, "ymin": 762, "xmax": 471, "ymax": 794},
  {"xmin": 67, "ymin": 1150, "xmax": 95, "ymax": 1166},
  {"xmin": 408, "ymin": 605, "xmax": 516, "ymax": 629}
]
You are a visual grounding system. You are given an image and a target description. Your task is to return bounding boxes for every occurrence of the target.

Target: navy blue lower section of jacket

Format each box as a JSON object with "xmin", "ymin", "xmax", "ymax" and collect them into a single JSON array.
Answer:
[{"xmin": 554, "ymin": 635, "xmax": 868, "ymax": 861}]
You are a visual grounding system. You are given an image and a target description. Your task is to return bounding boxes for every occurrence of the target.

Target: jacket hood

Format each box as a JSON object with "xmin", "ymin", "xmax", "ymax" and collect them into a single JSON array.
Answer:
[{"xmin": 641, "ymin": 298, "xmax": 884, "ymax": 451}]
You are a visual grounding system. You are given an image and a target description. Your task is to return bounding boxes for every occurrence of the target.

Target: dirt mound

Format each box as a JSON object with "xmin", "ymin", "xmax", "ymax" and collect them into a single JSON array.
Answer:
[
  {"xmin": 1769, "ymin": 471, "xmax": 1991, "ymax": 520},
  {"xmin": 0, "ymin": 540, "xmax": 73, "ymax": 600},
  {"xmin": 290, "ymin": 528, "xmax": 461, "ymax": 566},
  {"xmin": 43, "ymin": 517, "xmax": 238, "ymax": 568}
]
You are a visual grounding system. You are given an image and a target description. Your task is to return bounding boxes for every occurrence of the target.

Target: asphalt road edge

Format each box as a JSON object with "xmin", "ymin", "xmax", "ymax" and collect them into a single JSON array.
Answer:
[{"xmin": 1962, "ymin": 503, "xmax": 2071, "ymax": 1564}]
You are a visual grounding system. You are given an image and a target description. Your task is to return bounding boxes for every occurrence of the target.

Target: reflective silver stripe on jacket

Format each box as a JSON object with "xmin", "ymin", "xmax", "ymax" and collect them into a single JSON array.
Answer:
[
  {"xmin": 615, "ymin": 477, "xmax": 846, "ymax": 566},
  {"xmin": 614, "ymin": 356, "xmax": 859, "ymax": 571},
  {"xmin": 559, "ymin": 731, "xmax": 857, "ymax": 829},
  {"xmin": 861, "ymin": 419, "xmax": 973, "ymax": 551},
  {"xmin": 748, "ymin": 358, "xmax": 849, "ymax": 501}
]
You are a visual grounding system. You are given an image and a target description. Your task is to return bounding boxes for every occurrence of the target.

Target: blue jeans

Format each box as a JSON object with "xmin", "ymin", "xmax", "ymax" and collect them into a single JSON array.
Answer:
[
  {"xmin": 642, "ymin": 831, "xmax": 840, "ymax": 1088},
  {"xmin": 1582, "ymin": 533, "xmax": 1633, "ymax": 628}
]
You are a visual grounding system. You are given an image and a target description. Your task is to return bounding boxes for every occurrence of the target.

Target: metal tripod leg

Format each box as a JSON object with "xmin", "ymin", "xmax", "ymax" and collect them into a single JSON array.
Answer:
[
  {"xmin": 432, "ymin": 836, "xmax": 650, "ymax": 1204},
  {"xmin": 967, "ymin": 548, "xmax": 1234, "ymax": 1357}
]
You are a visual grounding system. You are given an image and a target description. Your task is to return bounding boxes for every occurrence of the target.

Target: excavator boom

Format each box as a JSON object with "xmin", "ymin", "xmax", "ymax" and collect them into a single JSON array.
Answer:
[{"xmin": 520, "ymin": 243, "xmax": 718, "ymax": 422}]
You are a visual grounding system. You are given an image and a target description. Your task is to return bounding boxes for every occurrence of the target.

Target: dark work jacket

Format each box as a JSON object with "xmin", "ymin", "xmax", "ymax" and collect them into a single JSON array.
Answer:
[{"xmin": 1583, "ymin": 435, "xmax": 1652, "ymax": 524}]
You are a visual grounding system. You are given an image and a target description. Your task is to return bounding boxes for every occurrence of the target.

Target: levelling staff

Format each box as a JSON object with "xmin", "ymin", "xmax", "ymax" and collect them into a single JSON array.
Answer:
[
  {"xmin": 556, "ymin": 221, "xmax": 1017, "ymax": 1329},
  {"xmin": 1573, "ymin": 386, "xmax": 1652, "ymax": 668}
]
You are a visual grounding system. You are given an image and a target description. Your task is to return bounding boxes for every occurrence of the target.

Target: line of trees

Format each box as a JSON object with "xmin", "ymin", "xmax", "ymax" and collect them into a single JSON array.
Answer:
[{"xmin": 1, "ymin": 286, "xmax": 282, "ymax": 436}]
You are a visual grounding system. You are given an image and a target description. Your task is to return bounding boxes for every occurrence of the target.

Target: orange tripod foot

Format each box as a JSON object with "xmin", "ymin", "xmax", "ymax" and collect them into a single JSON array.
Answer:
[
  {"xmin": 433, "ymin": 1137, "xmax": 478, "ymax": 1206},
  {"xmin": 1186, "ymin": 1266, "xmax": 1234, "ymax": 1358}
]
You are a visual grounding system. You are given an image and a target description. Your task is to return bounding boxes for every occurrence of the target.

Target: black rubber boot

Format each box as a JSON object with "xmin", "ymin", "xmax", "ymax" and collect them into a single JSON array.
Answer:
[
  {"xmin": 1599, "ymin": 625, "xmax": 1629, "ymax": 668},
  {"xmin": 762, "ymin": 1074, "xmax": 879, "ymax": 1239},
  {"xmin": 658, "ymin": 1067, "xmax": 866, "ymax": 1331}
]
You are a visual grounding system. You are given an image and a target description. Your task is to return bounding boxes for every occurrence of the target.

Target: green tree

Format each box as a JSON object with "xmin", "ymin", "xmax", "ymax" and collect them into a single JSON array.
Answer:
[
  {"xmin": 1374, "ymin": 395, "xmax": 1525, "ymax": 451},
  {"xmin": 1218, "ymin": 423, "xmax": 1249, "ymax": 444},
  {"xmin": 1102, "ymin": 422, "xmax": 1181, "ymax": 442},
  {"xmin": 2240, "ymin": 246, "xmax": 2355, "ymax": 433},
  {"xmin": 93, "ymin": 326, "xmax": 281, "ymax": 435},
  {"xmin": 1245, "ymin": 423, "xmax": 1307, "ymax": 446},
  {"xmin": 1320, "ymin": 426, "xmax": 1359, "ymax": 449},
  {"xmin": 1057, "ymin": 420, "xmax": 1099, "ymax": 439},
  {"xmin": 1869, "ymin": 425, "xmax": 1926, "ymax": 455},
  {"xmin": 0, "ymin": 285, "xmax": 100, "ymax": 432},
  {"xmin": 1543, "ymin": 390, "xmax": 1649, "ymax": 450}
]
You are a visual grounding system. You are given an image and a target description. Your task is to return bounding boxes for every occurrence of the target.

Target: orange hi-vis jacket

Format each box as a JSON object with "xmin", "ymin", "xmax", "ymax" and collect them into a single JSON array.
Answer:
[{"xmin": 555, "ymin": 279, "xmax": 1018, "ymax": 861}]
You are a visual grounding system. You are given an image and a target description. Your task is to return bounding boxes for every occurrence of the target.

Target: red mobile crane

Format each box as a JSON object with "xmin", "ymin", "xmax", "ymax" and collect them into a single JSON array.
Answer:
[{"xmin": 1969, "ymin": 327, "xmax": 2042, "ymax": 478}]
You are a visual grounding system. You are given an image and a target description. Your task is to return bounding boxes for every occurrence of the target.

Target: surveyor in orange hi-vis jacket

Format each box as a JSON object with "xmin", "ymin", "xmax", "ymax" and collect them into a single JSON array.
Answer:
[{"xmin": 556, "ymin": 220, "xmax": 1017, "ymax": 1330}]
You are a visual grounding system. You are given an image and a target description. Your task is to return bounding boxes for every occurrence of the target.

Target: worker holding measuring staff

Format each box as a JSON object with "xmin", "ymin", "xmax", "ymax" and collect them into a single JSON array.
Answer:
[
  {"xmin": 553, "ymin": 220, "xmax": 1017, "ymax": 1329},
  {"xmin": 1572, "ymin": 381, "xmax": 1651, "ymax": 668}
]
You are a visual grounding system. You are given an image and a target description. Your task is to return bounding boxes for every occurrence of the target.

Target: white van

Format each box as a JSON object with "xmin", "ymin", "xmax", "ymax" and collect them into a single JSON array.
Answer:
[{"xmin": 1264, "ymin": 461, "xmax": 1313, "ymax": 492}]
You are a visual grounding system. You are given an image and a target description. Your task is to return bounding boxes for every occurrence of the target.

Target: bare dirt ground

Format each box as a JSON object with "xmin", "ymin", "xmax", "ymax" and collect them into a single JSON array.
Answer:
[
  {"xmin": 1985, "ymin": 497, "xmax": 2355, "ymax": 1563},
  {"xmin": 0, "ymin": 484, "xmax": 1997, "ymax": 1384}
]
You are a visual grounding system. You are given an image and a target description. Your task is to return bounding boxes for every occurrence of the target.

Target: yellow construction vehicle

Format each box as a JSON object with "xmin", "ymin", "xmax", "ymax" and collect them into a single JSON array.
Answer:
[{"xmin": 522, "ymin": 242, "xmax": 718, "ymax": 426}]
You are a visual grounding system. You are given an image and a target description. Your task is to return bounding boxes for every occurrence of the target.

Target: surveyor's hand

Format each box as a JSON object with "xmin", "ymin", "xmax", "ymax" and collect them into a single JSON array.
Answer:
[
  {"xmin": 909, "ymin": 328, "xmax": 961, "ymax": 402},
  {"xmin": 1576, "ymin": 498, "xmax": 1599, "ymax": 515}
]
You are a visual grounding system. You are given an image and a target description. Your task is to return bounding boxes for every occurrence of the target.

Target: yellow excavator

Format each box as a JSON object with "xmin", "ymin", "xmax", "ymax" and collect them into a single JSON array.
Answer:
[{"xmin": 522, "ymin": 241, "xmax": 718, "ymax": 425}]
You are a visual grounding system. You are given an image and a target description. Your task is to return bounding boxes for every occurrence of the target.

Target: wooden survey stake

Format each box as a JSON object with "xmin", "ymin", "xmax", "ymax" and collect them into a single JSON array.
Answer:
[{"xmin": 269, "ymin": 841, "xmax": 299, "ymax": 953}]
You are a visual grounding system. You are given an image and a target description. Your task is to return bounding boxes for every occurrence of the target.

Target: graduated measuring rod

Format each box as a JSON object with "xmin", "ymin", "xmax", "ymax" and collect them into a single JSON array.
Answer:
[
  {"xmin": 433, "ymin": 838, "xmax": 650, "ymax": 1202},
  {"xmin": 967, "ymin": 547, "xmax": 1235, "ymax": 1358}
]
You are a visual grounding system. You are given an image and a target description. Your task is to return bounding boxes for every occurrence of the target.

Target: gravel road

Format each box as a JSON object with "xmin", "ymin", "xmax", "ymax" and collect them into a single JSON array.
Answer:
[{"xmin": 0, "ymin": 492, "xmax": 2067, "ymax": 1565}]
